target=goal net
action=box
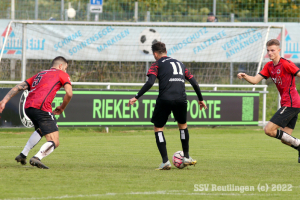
[0,21,283,84]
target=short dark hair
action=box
[151,42,166,54]
[266,39,280,47]
[51,56,68,67]
[208,12,214,16]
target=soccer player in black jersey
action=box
[128,42,207,170]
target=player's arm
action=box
[296,71,300,78]
[128,75,156,105]
[53,84,73,115]
[188,77,207,110]
[185,68,207,110]
[0,82,29,113]
[237,73,264,84]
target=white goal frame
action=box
[0,20,285,81]
[0,21,282,127]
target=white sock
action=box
[34,141,55,160]
[21,130,42,156]
[281,132,300,147]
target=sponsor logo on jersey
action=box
[169,78,184,82]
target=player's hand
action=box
[237,73,247,79]
[198,101,207,110]
[128,97,138,106]
[53,106,64,115]
[0,101,6,113]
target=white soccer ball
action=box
[172,151,185,169]
[139,28,161,54]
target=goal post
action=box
[0,20,285,127]
[0,20,284,83]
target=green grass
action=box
[1,126,300,199]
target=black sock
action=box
[291,145,298,150]
[180,128,190,158]
[276,130,284,140]
[155,131,168,163]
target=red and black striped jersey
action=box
[259,58,300,108]
[25,68,71,112]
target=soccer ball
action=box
[172,151,185,169]
[139,28,161,54]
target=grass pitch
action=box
[0,126,300,200]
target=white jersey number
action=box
[170,62,183,75]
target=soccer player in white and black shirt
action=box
[128,42,207,170]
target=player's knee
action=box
[263,126,276,137]
[177,123,187,129]
[263,126,271,136]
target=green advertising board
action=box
[0,89,259,127]
[54,90,259,127]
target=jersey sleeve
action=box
[25,76,34,86]
[135,75,156,99]
[25,76,35,90]
[258,63,270,79]
[147,62,158,77]
[185,68,193,80]
[283,61,300,76]
[59,72,72,86]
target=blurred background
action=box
[0,0,299,121]
[0,0,299,22]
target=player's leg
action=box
[154,126,168,163]
[174,101,190,158]
[15,129,43,165]
[177,123,196,166]
[178,123,189,158]
[279,127,294,146]
[266,122,300,147]
[33,131,59,161]
[264,107,300,162]
[29,110,59,169]
[265,107,300,145]
[151,99,171,170]
[279,115,300,162]
[173,100,196,166]
[280,114,298,147]
[265,122,300,147]
[15,108,43,165]
[21,129,43,155]
[154,126,171,170]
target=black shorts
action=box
[25,107,58,136]
[270,106,300,129]
[151,98,187,128]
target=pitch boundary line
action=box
[0,190,281,200]
[0,146,23,148]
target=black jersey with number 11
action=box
[147,56,193,101]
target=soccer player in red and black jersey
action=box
[128,42,207,170]
[238,39,300,162]
[0,56,73,169]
